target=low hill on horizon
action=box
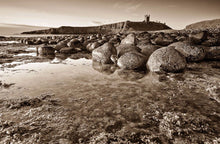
[22,21,171,34]
[185,19,220,30]
[0,23,50,35]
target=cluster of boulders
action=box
[92,30,220,73]
[18,29,220,73]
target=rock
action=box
[147,46,186,73]
[25,40,34,45]
[89,35,97,41]
[109,37,121,45]
[139,44,159,59]
[92,42,116,64]
[60,47,75,54]
[189,31,208,44]
[170,42,205,62]
[67,39,82,48]
[86,42,101,52]
[37,45,55,55]
[204,46,220,60]
[117,51,147,70]
[54,40,68,51]
[121,33,137,45]
[116,44,141,57]
[154,36,173,46]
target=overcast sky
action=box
[0,0,219,29]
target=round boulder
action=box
[60,47,75,54]
[116,44,141,57]
[117,51,147,70]
[147,46,186,73]
[92,42,116,64]
[170,42,205,62]
[121,33,137,45]
[67,39,82,48]
[37,45,55,55]
[139,44,159,59]
[54,40,68,51]
[86,42,101,52]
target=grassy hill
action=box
[185,19,220,30]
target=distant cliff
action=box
[185,19,220,30]
[22,21,171,34]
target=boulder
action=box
[116,44,141,57]
[204,46,220,60]
[117,51,147,70]
[54,40,68,51]
[121,33,137,45]
[60,47,75,54]
[170,42,205,62]
[92,42,116,64]
[37,45,55,55]
[67,39,82,48]
[189,31,208,44]
[147,46,186,73]
[154,36,174,46]
[86,42,101,52]
[139,44,159,59]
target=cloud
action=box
[113,0,142,13]
[91,21,104,26]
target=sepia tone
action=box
[0,0,220,143]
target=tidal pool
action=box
[0,57,219,143]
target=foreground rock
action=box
[116,44,141,57]
[117,52,147,70]
[204,46,220,60]
[147,46,186,73]
[37,45,55,55]
[92,42,116,64]
[170,42,206,62]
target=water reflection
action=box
[92,61,117,75]
[117,69,146,81]
[92,61,147,81]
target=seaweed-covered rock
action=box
[147,46,186,73]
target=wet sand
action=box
[0,42,220,143]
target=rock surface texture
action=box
[147,46,187,72]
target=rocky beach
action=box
[0,22,219,143]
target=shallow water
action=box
[0,56,219,143]
[0,41,19,44]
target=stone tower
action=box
[145,14,150,23]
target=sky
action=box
[0,0,219,29]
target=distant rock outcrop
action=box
[185,19,220,30]
[22,21,171,34]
